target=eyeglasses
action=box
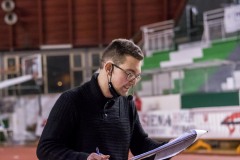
[112,64,141,81]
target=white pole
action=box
[0,75,33,89]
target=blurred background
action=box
[0,0,240,159]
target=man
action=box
[37,39,168,160]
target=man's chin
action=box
[119,91,128,96]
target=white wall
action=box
[141,94,181,112]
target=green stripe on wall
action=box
[181,91,239,108]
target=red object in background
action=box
[134,95,142,111]
[221,112,240,135]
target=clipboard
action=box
[131,129,207,160]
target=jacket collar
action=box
[89,73,112,107]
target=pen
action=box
[96,147,100,155]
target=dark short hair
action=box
[100,39,144,68]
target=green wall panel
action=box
[181,91,239,108]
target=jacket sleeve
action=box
[36,92,89,160]
[129,101,170,160]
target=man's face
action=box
[111,55,142,96]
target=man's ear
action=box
[105,62,113,75]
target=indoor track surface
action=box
[0,146,239,160]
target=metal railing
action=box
[141,20,175,57]
[202,6,240,44]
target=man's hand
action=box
[87,153,110,160]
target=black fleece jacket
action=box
[37,73,167,160]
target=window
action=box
[73,54,82,67]
[73,71,83,86]
[90,53,100,74]
[47,55,70,93]
[71,53,84,88]
[3,56,20,96]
